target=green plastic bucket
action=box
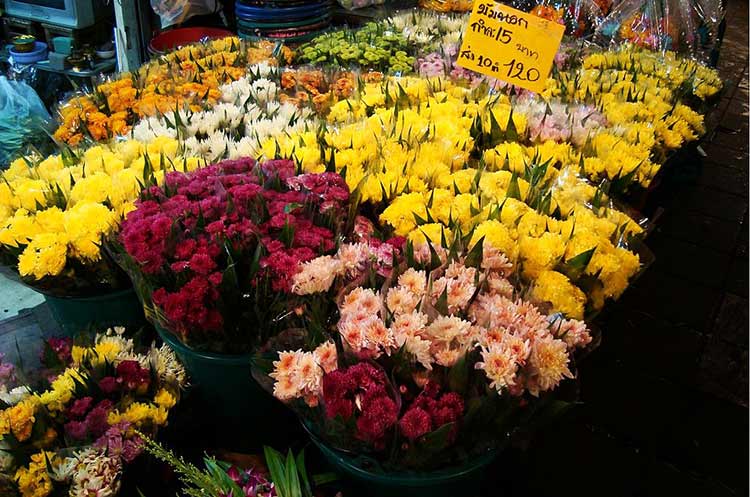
[44,287,146,336]
[155,325,297,449]
[307,426,497,497]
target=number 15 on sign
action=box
[456,2,565,93]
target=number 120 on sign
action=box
[469,53,541,83]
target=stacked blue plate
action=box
[236,0,332,43]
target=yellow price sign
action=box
[456,2,565,93]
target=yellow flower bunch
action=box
[14,451,54,497]
[261,74,647,317]
[107,401,170,427]
[37,368,87,413]
[0,397,38,442]
[262,77,480,203]
[53,38,290,145]
[581,45,723,101]
[0,137,203,285]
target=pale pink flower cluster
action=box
[481,245,513,276]
[390,311,432,369]
[291,242,398,296]
[514,96,608,146]
[270,342,338,407]
[431,262,477,314]
[422,316,478,367]
[551,316,593,350]
[291,256,344,295]
[469,290,590,396]
[413,243,448,266]
[338,288,394,359]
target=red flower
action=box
[120,158,346,347]
[356,394,398,443]
[189,252,216,275]
[322,363,398,444]
[116,360,151,391]
[399,407,433,440]
[67,396,94,419]
[98,376,119,394]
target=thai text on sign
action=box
[456,2,565,93]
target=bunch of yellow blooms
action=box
[260,75,646,318]
[1,327,186,497]
[0,137,203,288]
[53,38,292,146]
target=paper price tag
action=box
[456,2,565,93]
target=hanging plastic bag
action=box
[594,0,666,51]
[150,0,222,28]
[0,76,52,167]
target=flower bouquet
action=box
[53,38,292,146]
[115,156,351,425]
[0,327,186,497]
[255,234,591,496]
[0,138,202,334]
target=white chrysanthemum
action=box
[50,454,77,482]
[206,132,230,161]
[69,448,122,497]
[0,385,31,405]
[386,286,420,316]
[149,344,187,386]
[229,136,259,160]
[291,255,343,295]
[397,268,427,296]
[250,78,278,105]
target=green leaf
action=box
[419,422,455,452]
[280,220,296,248]
[505,108,519,142]
[434,285,449,315]
[295,450,313,497]
[560,247,595,280]
[506,173,522,201]
[264,447,289,497]
[285,450,302,497]
[464,236,484,269]
[284,202,303,214]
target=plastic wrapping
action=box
[150,0,223,28]
[0,76,52,166]
[509,0,606,37]
[594,0,724,57]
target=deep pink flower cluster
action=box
[120,157,349,345]
[95,360,152,395]
[65,397,114,441]
[95,422,144,463]
[322,363,399,445]
[351,216,406,277]
[44,337,73,364]
[398,382,465,441]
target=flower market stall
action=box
[0,0,734,495]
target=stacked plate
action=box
[236,0,333,43]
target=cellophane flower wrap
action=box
[0,327,186,497]
[256,230,592,471]
[117,157,350,354]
